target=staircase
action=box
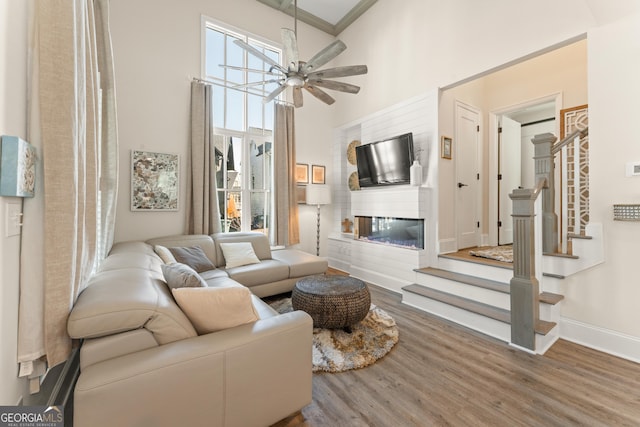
[401,127,604,354]
[402,258,563,354]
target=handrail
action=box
[532,177,548,196]
[551,126,589,155]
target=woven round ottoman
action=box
[292,275,371,330]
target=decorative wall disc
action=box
[348,171,360,191]
[347,140,360,165]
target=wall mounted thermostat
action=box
[626,161,640,177]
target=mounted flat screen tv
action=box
[356,133,415,187]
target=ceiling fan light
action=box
[285,75,305,87]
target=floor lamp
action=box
[306,184,331,256]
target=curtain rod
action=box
[190,76,293,107]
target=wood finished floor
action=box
[273,271,640,427]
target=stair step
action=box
[540,292,564,305]
[415,267,509,294]
[567,233,593,240]
[402,284,556,336]
[544,252,579,259]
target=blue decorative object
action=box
[0,135,36,197]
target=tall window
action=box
[203,18,281,235]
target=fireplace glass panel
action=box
[355,216,424,249]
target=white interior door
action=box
[456,104,480,249]
[498,116,521,245]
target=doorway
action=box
[490,97,558,246]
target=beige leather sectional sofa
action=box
[67,232,328,427]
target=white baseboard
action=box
[560,317,640,364]
[438,238,457,254]
[480,233,489,247]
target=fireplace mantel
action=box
[351,186,431,219]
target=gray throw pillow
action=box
[161,263,208,289]
[167,246,215,273]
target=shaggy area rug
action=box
[269,298,399,373]
[469,245,513,263]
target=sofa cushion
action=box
[225,259,290,287]
[271,249,328,278]
[219,242,261,268]
[161,263,208,289]
[154,245,177,264]
[167,246,216,272]
[212,232,272,263]
[68,268,197,344]
[171,287,259,334]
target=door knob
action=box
[457,182,468,188]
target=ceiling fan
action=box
[226,1,368,107]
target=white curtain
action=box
[273,102,300,245]
[186,81,222,234]
[18,0,119,380]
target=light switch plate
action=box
[5,202,22,237]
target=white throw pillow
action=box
[172,287,259,334]
[154,245,177,264]
[219,242,261,269]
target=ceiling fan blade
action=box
[220,64,281,75]
[233,39,288,74]
[262,84,287,104]
[231,79,282,89]
[301,40,347,74]
[293,87,303,108]
[304,85,335,105]
[307,65,368,80]
[281,28,299,71]
[311,80,360,94]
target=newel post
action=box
[509,188,540,351]
[532,133,558,254]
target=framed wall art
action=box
[295,163,309,184]
[0,135,36,197]
[441,136,452,160]
[312,164,325,184]
[131,150,179,211]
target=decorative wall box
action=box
[0,135,36,197]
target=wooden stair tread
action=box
[437,252,513,270]
[415,267,510,294]
[540,292,564,305]
[403,284,556,336]
[544,252,579,259]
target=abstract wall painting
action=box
[131,150,179,211]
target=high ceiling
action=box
[256,0,377,36]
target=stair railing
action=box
[509,178,545,351]
[531,127,589,254]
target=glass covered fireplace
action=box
[355,216,424,249]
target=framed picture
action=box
[131,150,179,211]
[0,135,36,197]
[312,164,326,184]
[441,136,452,160]
[295,163,309,184]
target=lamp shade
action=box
[306,184,331,206]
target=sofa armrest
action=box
[73,311,313,427]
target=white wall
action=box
[0,0,29,405]
[110,0,335,252]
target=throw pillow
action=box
[154,245,177,264]
[168,246,215,273]
[172,286,259,334]
[219,242,261,269]
[161,263,208,289]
